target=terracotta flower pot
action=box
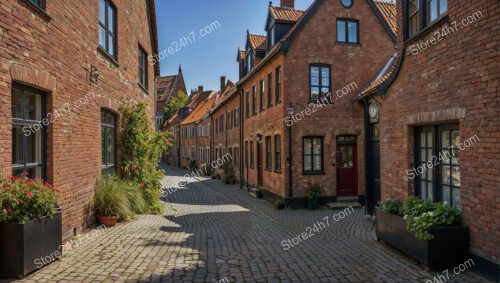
[97,216,118,227]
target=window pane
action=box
[107,112,115,125]
[311,67,319,85]
[108,35,114,56]
[409,0,419,14]
[313,139,321,154]
[442,185,450,205]
[313,155,322,171]
[12,125,24,166]
[304,156,312,171]
[102,128,106,164]
[12,87,23,119]
[321,87,330,95]
[427,131,433,148]
[452,166,460,187]
[27,166,42,179]
[420,180,427,198]
[99,26,107,49]
[427,185,433,202]
[107,5,114,32]
[441,131,450,148]
[26,129,42,164]
[98,0,106,23]
[442,165,451,185]
[428,0,438,22]
[304,139,311,154]
[337,21,346,42]
[347,22,358,43]
[452,187,460,208]
[452,149,460,165]
[420,131,426,147]
[26,91,42,121]
[439,0,447,15]
[310,87,319,101]
[107,127,115,166]
[451,130,460,147]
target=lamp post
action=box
[286,102,295,208]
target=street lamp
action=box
[286,103,295,208]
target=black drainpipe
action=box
[362,98,372,215]
[288,121,293,208]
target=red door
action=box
[337,144,358,196]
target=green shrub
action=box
[124,182,147,215]
[305,184,322,200]
[95,175,132,221]
[401,196,461,241]
[379,197,402,215]
[120,102,172,213]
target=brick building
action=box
[354,0,499,280]
[0,0,159,239]
[178,88,214,169]
[211,78,240,179]
[179,92,216,170]
[155,65,187,129]
[237,0,396,207]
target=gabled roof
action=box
[164,112,179,128]
[187,90,213,110]
[156,75,177,101]
[238,0,397,86]
[270,6,305,23]
[181,93,217,125]
[353,51,403,101]
[212,81,236,111]
[248,34,267,50]
[373,1,397,35]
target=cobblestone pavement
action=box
[16,165,490,283]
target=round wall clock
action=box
[369,102,379,119]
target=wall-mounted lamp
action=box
[90,65,99,83]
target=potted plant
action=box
[274,199,285,210]
[376,196,469,269]
[0,174,61,278]
[255,186,263,199]
[94,175,134,227]
[305,184,322,210]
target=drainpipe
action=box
[362,98,371,215]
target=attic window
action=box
[157,87,166,93]
[340,0,353,8]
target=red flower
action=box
[12,194,17,199]
[140,182,145,187]
[22,172,30,176]
[6,183,12,189]
[27,192,32,199]
[19,199,23,204]
[131,165,137,172]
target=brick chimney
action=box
[280,0,294,9]
[198,85,204,92]
[220,76,226,92]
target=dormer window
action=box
[270,26,276,46]
[246,50,253,73]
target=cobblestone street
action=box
[15,166,490,283]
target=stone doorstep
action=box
[326,202,362,209]
[336,196,359,203]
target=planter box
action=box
[0,212,62,278]
[375,208,469,269]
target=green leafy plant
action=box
[163,91,189,123]
[0,174,59,224]
[379,197,402,215]
[120,102,172,213]
[222,163,235,184]
[95,175,134,220]
[401,196,462,241]
[305,184,322,200]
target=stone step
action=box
[326,202,362,210]
[336,196,359,203]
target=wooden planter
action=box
[375,208,469,269]
[0,211,62,278]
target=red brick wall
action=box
[381,0,499,263]
[0,0,157,239]
[241,0,394,200]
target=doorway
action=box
[336,136,358,197]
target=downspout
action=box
[362,98,371,215]
[288,120,293,208]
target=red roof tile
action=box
[374,1,397,35]
[270,6,305,23]
[181,93,217,125]
[355,52,399,99]
[249,34,267,50]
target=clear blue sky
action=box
[155,0,314,92]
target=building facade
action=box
[355,0,499,280]
[0,0,159,239]
[237,0,396,207]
